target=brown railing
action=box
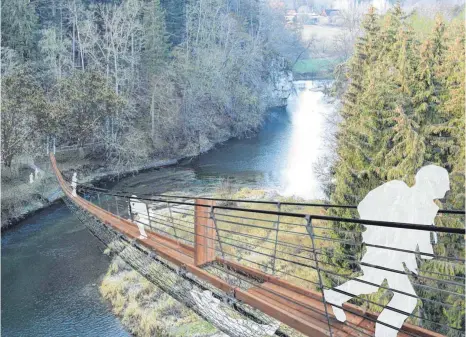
[51,154,465,337]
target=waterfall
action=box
[282,81,334,200]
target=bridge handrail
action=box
[71,182,465,215]
[74,184,466,234]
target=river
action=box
[107,80,334,200]
[1,80,335,336]
[1,203,130,337]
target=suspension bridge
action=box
[50,153,465,337]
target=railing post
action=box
[210,205,225,260]
[115,196,120,216]
[272,202,281,274]
[106,195,111,211]
[306,215,333,337]
[194,199,216,266]
[145,202,153,231]
[167,201,178,239]
[128,198,134,222]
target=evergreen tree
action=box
[416,21,465,334]
[325,7,384,275]
[49,71,124,148]
[160,0,186,45]
[1,68,47,167]
[142,0,170,73]
[327,8,465,333]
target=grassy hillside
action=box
[292,58,340,79]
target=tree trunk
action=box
[4,154,13,168]
[151,83,156,141]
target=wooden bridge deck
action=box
[51,154,444,337]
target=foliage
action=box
[1,0,38,59]
[1,67,47,167]
[325,5,465,333]
[48,71,125,149]
[1,0,301,169]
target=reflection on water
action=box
[109,80,334,200]
[283,81,333,199]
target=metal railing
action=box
[68,180,466,337]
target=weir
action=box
[50,154,465,337]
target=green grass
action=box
[292,58,338,76]
[100,260,217,337]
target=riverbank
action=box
[1,116,251,230]
[100,255,224,337]
[0,121,268,230]
[1,105,297,231]
[2,68,295,231]
[1,155,181,230]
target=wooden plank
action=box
[235,288,332,337]
[248,287,352,337]
[261,283,364,326]
[194,199,216,266]
[251,283,372,337]
[148,230,194,254]
[218,258,446,337]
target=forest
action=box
[323,5,465,335]
[2,0,465,334]
[1,0,302,169]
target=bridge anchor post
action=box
[194,199,216,266]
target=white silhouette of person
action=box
[129,195,148,239]
[71,172,78,197]
[324,165,450,337]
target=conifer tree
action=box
[1,0,39,59]
[325,7,384,274]
[326,10,465,333]
[416,21,465,333]
[422,16,448,165]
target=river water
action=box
[109,80,334,200]
[1,80,334,336]
[1,203,130,337]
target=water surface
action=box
[109,80,334,200]
[1,203,129,337]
